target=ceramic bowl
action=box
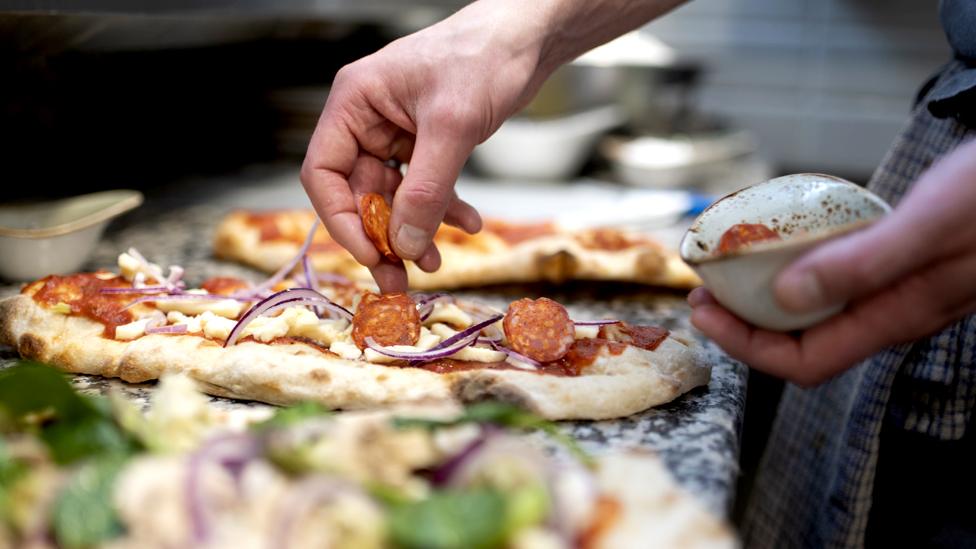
[0,190,143,281]
[470,105,624,181]
[679,173,891,331]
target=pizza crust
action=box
[0,295,709,420]
[213,211,701,291]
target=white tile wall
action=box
[644,0,951,179]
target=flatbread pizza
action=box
[0,228,709,420]
[213,202,700,291]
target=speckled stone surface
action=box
[0,196,747,518]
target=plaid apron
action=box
[741,60,976,548]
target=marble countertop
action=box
[0,167,747,517]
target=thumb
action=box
[773,206,936,312]
[389,126,475,260]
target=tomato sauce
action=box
[575,228,644,251]
[483,220,558,245]
[29,273,136,337]
[201,276,251,296]
[716,223,781,255]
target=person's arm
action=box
[301,0,686,292]
[688,138,976,386]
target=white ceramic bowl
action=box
[470,105,624,181]
[0,190,143,281]
[679,173,891,331]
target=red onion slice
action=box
[269,477,361,549]
[415,293,453,321]
[185,433,261,544]
[100,285,174,295]
[146,324,189,335]
[572,319,620,326]
[235,220,320,299]
[124,292,254,310]
[364,314,503,363]
[487,340,541,369]
[224,288,352,348]
[316,272,352,285]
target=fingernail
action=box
[778,271,824,311]
[395,224,429,258]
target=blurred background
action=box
[0,0,949,203]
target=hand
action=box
[301,1,554,292]
[689,138,976,386]
[301,0,687,292]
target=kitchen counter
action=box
[0,166,747,517]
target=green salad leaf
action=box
[388,488,509,549]
[51,457,126,549]
[0,440,27,525]
[0,361,141,465]
[393,402,592,465]
[252,401,332,432]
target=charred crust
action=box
[538,250,577,283]
[16,333,46,361]
[451,375,538,413]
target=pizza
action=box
[213,205,700,291]
[0,363,736,549]
[0,237,709,420]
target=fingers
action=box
[390,125,475,260]
[369,261,409,294]
[442,193,483,234]
[302,116,382,268]
[414,244,442,273]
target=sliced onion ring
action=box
[124,293,254,310]
[572,319,620,326]
[100,286,174,295]
[224,288,352,348]
[416,292,453,321]
[487,340,541,369]
[146,324,189,335]
[365,314,503,363]
[235,220,320,299]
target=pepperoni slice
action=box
[503,297,576,362]
[360,193,400,262]
[716,223,781,255]
[351,292,421,349]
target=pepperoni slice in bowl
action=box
[503,297,576,362]
[360,193,400,262]
[352,292,421,349]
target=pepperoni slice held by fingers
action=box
[352,292,421,349]
[360,193,400,262]
[503,297,576,362]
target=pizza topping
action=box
[200,277,251,296]
[117,249,185,290]
[598,322,669,351]
[225,288,353,347]
[364,315,504,363]
[30,273,136,336]
[575,228,646,251]
[351,292,421,349]
[503,298,576,363]
[238,220,321,299]
[716,222,781,255]
[115,317,160,340]
[360,193,400,262]
[423,301,472,328]
[153,291,248,319]
[483,219,558,245]
[330,340,364,360]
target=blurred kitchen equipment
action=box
[266,85,332,157]
[600,129,771,193]
[0,190,143,281]
[469,105,624,181]
[523,31,703,135]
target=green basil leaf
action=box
[51,457,126,549]
[388,489,508,549]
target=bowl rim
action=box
[0,190,144,239]
[679,173,892,266]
